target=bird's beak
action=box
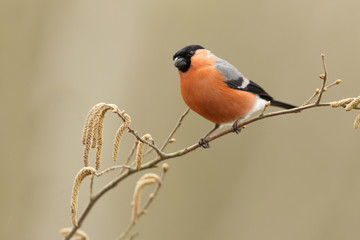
[174,57,187,69]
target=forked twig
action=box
[316,54,328,104]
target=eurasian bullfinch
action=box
[173,45,296,148]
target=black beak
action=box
[174,57,187,69]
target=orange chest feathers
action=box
[179,52,257,124]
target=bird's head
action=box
[173,45,205,72]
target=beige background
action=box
[1,0,360,239]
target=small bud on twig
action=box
[162,163,169,172]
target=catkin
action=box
[330,98,353,108]
[354,113,360,129]
[345,96,360,111]
[94,106,112,170]
[82,103,105,166]
[112,113,131,161]
[131,173,161,223]
[135,134,152,170]
[70,167,96,226]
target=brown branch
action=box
[64,53,356,239]
[109,106,165,158]
[65,98,356,240]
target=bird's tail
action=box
[270,99,297,109]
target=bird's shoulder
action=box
[214,55,273,101]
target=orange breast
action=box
[179,50,256,124]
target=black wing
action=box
[225,77,273,101]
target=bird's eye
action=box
[189,51,194,56]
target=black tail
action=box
[270,99,297,109]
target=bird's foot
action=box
[198,137,210,148]
[232,122,242,134]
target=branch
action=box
[64,54,360,240]
[65,101,340,240]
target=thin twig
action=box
[96,165,131,177]
[325,79,341,89]
[143,137,157,156]
[143,107,190,156]
[303,79,341,106]
[160,108,190,151]
[316,54,328,104]
[89,175,94,200]
[109,106,165,158]
[303,88,320,105]
[126,141,138,163]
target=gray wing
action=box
[214,55,273,101]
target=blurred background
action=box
[1,0,360,239]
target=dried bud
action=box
[162,163,169,172]
[169,138,176,143]
[336,79,341,84]
[315,88,320,93]
[319,74,325,79]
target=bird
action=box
[173,45,296,148]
